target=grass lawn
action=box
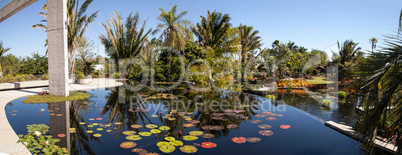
[23,92,90,103]
[306,76,334,85]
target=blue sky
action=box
[0,0,401,58]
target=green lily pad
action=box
[168,118,176,121]
[150,129,161,134]
[105,124,111,127]
[183,135,198,141]
[123,131,136,135]
[180,145,198,153]
[159,126,170,131]
[106,130,112,132]
[88,125,94,128]
[159,145,175,153]
[96,128,103,131]
[79,122,85,125]
[93,134,102,137]
[169,140,184,146]
[151,115,158,117]
[138,132,152,136]
[126,135,142,141]
[146,124,158,129]
[86,130,93,133]
[189,131,203,136]
[165,137,175,141]
[157,141,170,147]
[92,123,99,126]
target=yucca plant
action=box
[99,11,151,72]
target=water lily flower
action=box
[45,141,49,145]
[34,131,41,136]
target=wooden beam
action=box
[0,0,38,23]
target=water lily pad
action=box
[138,132,152,136]
[202,134,215,139]
[183,123,194,128]
[246,137,261,143]
[89,118,95,121]
[106,130,112,132]
[280,125,291,129]
[201,142,217,148]
[258,130,274,136]
[11,114,17,116]
[49,113,55,116]
[131,124,143,129]
[115,122,123,125]
[188,120,200,124]
[159,145,175,153]
[231,137,246,144]
[86,130,93,133]
[105,124,111,127]
[165,137,175,141]
[57,134,66,138]
[69,128,76,131]
[189,131,203,136]
[159,126,170,130]
[250,120,263,124]
[69,130,76,133]
[180,145,197,153]
[151,115,158,117]
[211,117,223,120]
[96,118,102,120]
[56,114,63,117]
[157,141,170,147]
[131,148,147,154]
[150,129,161,134]
[96,128,103,131]
[169,140,184,146]
[276,114,283,117]
[258,124,272,129]
[93,123,99,126]
[93,134,102,137]
[88,125,94,128]
[168,118,176,121]
[123,131,136,135]
[120,141,137,149]
[79,122,85,125]
[227,124,238,129]
[146,124,158,129]
[126,135,142,141]
[266,117,277,121]
[183,135,198,141]
[255,114,266,117]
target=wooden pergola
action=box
[0,0,69,96]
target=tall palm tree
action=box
[399,9,402,36]
[238,24,262,81]
[154,5,191,81]
[369,37,378,53]
[192,11,231,52]
[67,0,99,79]
[32,0,99,78]
[0,41,11,78]
[337,40,361,65]
[99,11,151,71]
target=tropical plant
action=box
[337,40,361,65]
[75,36,95,75]
[154,5,191,81]
[238,24,262,80]
[355,34,401,154]
[0,41,11,78]
[99,11,151,72]
[369,37,378,53]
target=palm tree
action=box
[399,9,402,36]
[238,24,262,81]
[67,0,99,79]
[0,41,11,78]
[369,37,378,53]
[154,5,191,81]
[337,40,361,65]
[99,11,151,72]
[32,0,99,78]
[192,11,231,52]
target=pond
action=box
[6,87,366,155]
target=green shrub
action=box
[76,71,86,79]
[322,99,332,107]
[112,73,120,79]
[338,91,347,99]
[266,95,276,100]
[41,74,48,80]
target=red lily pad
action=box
[56,114,63,117]
[11,114,17,116]
[115,122,123,125]
[131,148,147,154]
[145,153,159,155]
[188,120,200,124]
[89,118,95,121]
[120,141,137,149]
[57,134,66,138]
[250,120,263,124]
[258,124,272,129]
[96,118,102,120]
[266,117,277,121]
[280,125,291,129]
[180,145,198,153]
[201,142,217,148]
[255,114,266,117]
[246,137,261,143]
[258,130,274,136]
[183,123,194,128]
[231,137,247,144]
